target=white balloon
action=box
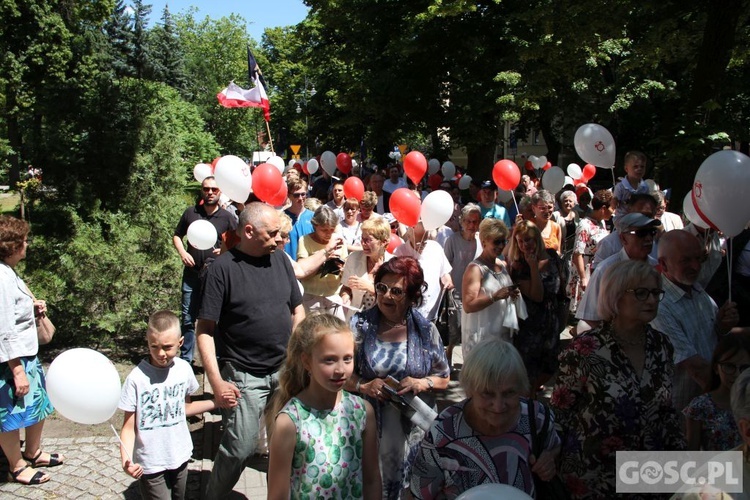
[193,163,213,183]
[288,159,297,169]
[187,219,218,250]
[645,179,659,193]
[268,155,285,174]
[567,163,583,180]
[497,189,513,203]
[307,158,319,175]
[351,159,358,168]
[564,176,574,187]
[420,190,453,231]
[574,123,616,168]
[531,155,547,170]
[692,150,750,237]
[214,155,252,203]
[458,175,472,190]
[682,192,709,229]
[428,158,440,175]
[441,161,456,179]
[321,151,337,176]
[46,349,121,425]
[456,483,533,500]
[541,166,565,194]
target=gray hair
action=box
[731,368,750,425]
[460,338,530,397]
[311,205,339,228]
[559,190,577,204]
[597,260,661,321]
[460,203,482,223]
[531,189,555,205]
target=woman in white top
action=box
[340,217,393,321]
[339,197,363,252]
[461,218,520,357]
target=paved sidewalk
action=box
[0,347,470,499]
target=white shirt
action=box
[383,177,407,193]
[0,263,38,363]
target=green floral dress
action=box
[280,391,368,499]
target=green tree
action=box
[149,5,187,91]
[102,0,135,79]
[131,0,152,80]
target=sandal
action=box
[8,465,50,485]
[22,450,64,468]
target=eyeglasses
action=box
[202,187,220,193]
[625,288,665,301]
[493,238,508,246]
[292,192,307,198]
[719,363,750,375]
[624,228,658,238]
[375,282,406,299]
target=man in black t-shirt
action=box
[172,176,237,363]
[196,202,304,499]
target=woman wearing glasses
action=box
[551,260,684,498]
[347,257,449,499]
[460,218,520,358]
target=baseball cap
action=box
[617,213,662,232]
[480,180,496,190]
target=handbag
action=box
[528,400,570,500]
[28,289,55,345]
[435,289,458,346]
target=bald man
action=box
[651,230,739,415]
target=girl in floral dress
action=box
[567,190,613,315]
[267,314,381,499]
[684,334,750,450]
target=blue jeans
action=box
[205,363,279,499]
[180,268,201,363]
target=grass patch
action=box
[0,191,19,215]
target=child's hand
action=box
[123,459,143,479]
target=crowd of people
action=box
[2,148,750,499]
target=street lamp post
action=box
[295,77,316,160]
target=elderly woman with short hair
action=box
[551,260,684,498]
[340,197,363,252]
[411,338,560,499]
[552,190,579,258]
[531,189,562,253]
[358,191,380,223]
[297,205,348,317]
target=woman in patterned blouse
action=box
[551,260,685,498]
[347,256,450,498]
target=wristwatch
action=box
[425,377,434,391]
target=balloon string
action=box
[111,423,133,463]
[511,190,520,216]
[728,237,733,303]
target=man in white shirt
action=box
[325,181,346,221]
[383,165,407,193]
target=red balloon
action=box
[525,160,534,171]
[252,163,284,203]
[492,160,521,191]
[582,163,596,182]
[428,174,443,191]
[576,185,591,199]
[302,162,310,175]
[389,188,421,227]
[404,151,427,185]
[343,177,365,201]
[336,153,353,174]
[574,178,587,186]
[267,181,288,206]
[543,162,552,171]
[386,233,402,253]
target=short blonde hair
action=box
[507,220,546,262]
[147,310,180,337]
[286,176,308,194]
[361,217,390,243]
[360,191,378,209]
[460,338,530,397]
[278,211,293,238]
[304,197,322,211]
[478,218,509,244]
[597,260,661,321]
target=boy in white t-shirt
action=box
[119,311,216,500]
[613,150,650,218]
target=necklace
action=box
[381,317,406,329]
[611,328,646,347]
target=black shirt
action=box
[174,205,237,270]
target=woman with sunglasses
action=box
[347,257,449,498]
[461,218,519,358]
[551,260,684,498]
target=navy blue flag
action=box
[247,46,267,89]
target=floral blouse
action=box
[683,393,742,451]
[550,324,685,499]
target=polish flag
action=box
[217,77,270,121]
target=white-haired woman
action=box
[551,260,684,498]
[411,338,560,499]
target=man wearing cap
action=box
[575,212,661,328]
[478,180,511,227]
[592,192,658,270]
[651,230,739,415]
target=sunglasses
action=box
[493,238,508,246]
[374,282,406,299]
[292,192,307,198]
[202,187,220,193]
[719,363,750,375]
[625,288,665,301]
[624,228,658,238]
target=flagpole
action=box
[265,120,275,153]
